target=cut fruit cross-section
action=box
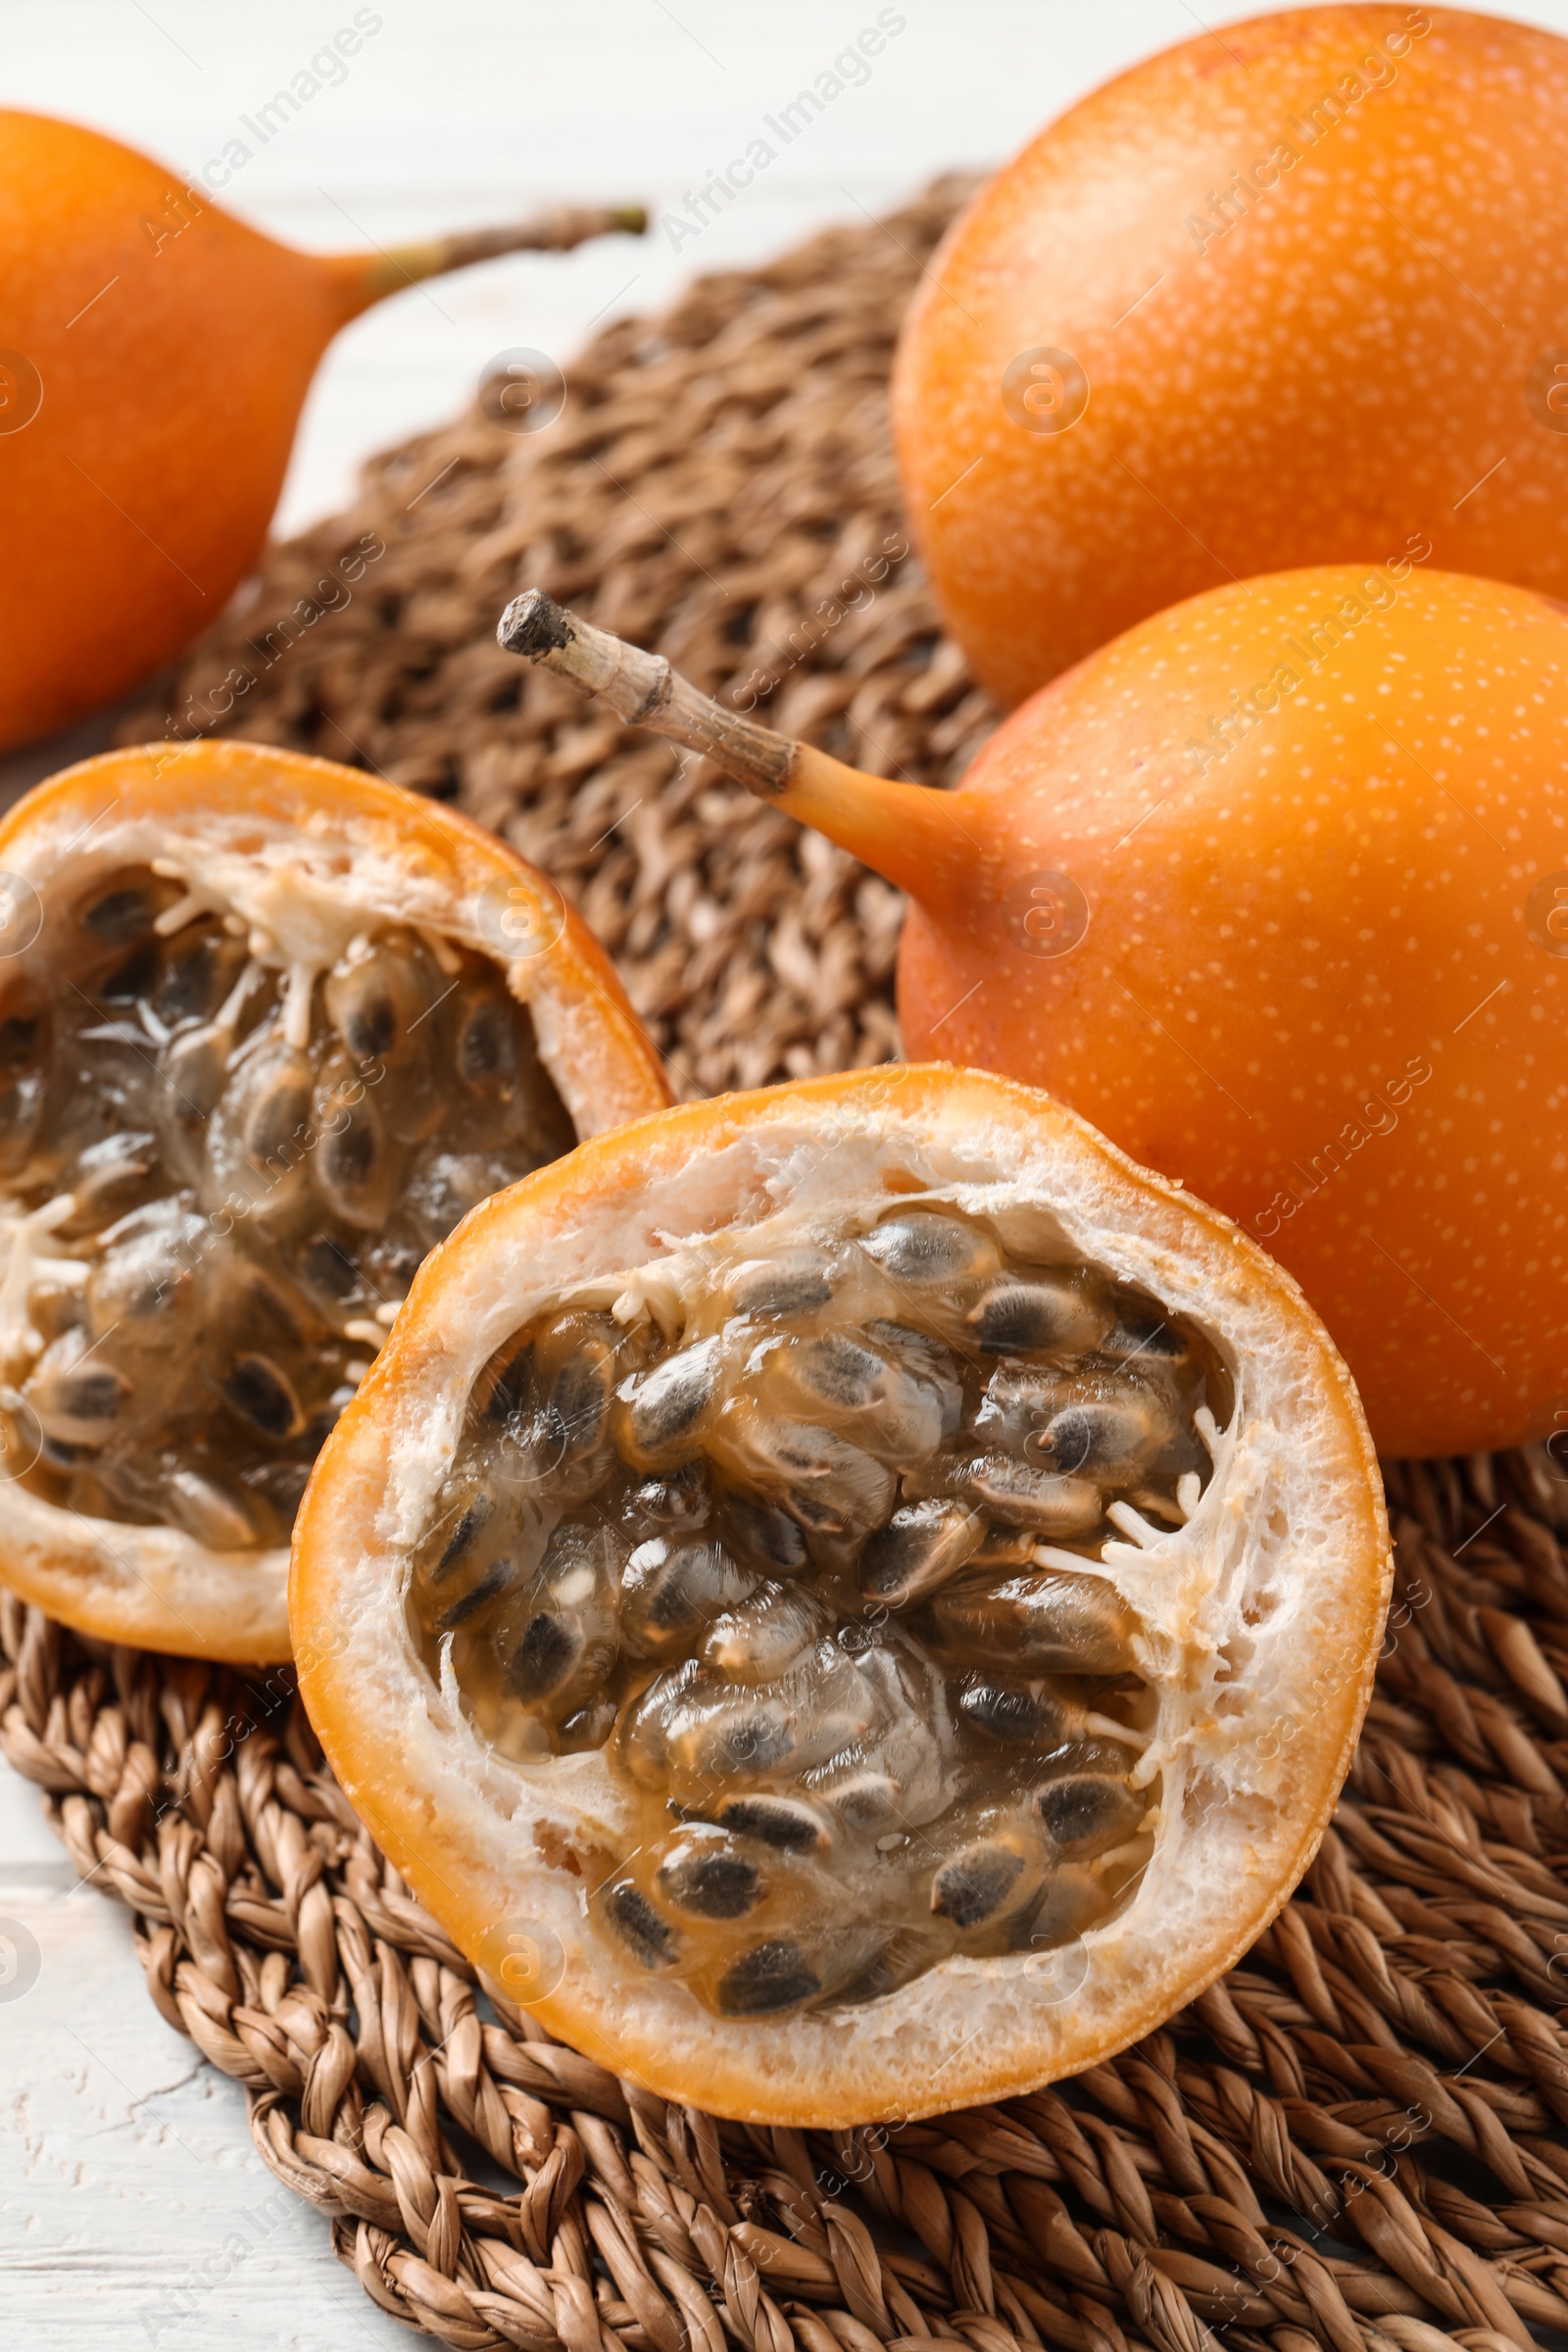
[0,738,668,1662]
[293,1064,1390,2125]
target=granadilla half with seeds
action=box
[0,739,667,1661]
[293,1064,1390,2123]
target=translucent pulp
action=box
[410,1204,1227,2018]
[0,864,575,1549]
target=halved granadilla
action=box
[293,1064,1389,2124]
[0,738,668,1661]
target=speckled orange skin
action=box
[0,112,381,749]
[893,7,1568,709]
[787,565,1568,1460]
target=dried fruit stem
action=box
[498,590,796,794]
[497,590,977,899]
[341,206,647,314]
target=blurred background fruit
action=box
[0,108,642,750]
[894,5,1568,706]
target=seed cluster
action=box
[0,864,574,1549]
[411,1207,1221,2017]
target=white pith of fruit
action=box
[296,1073,1391,2124]
[0,791,645,1663]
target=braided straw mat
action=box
[5,179,1568,2352]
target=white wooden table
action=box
[4,2,1567,2340]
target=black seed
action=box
[860,1211,991,1285]
[1031,1399,1163,1478]
[932,1840,1026,1928]
[242,1060,313,1168]
[299,1234,362,1299]
[929,1570,1135,1678]
[510,1611,582,1700]
[726,1254,833,1316]
[0,1011,41,1068]
[645,1552,719,1634]
[549,1349,612,1455]
[717,1939,820,2016]
[457,994,518,1086]
[791,1331,884,1408]
[61,1371,123,1423]
[1040,1406,1093,1473]
[957,1678,1069,1744]
[481,1342,532,1425]
[1104,1297,1188,1362]
[322,1115,378,1191]
[860,1499,981,1606]
[719,1492,807,1574]
[968,1279,1086,1353]
[662,1552,738,1627]
[83,885,154,941]
[621,1340,718,1456]
[605,1882,678,1969]
[712,1793,828,1851]
[1038,1774,1144,1856]
[153,930,222,1024]
[342,988,395,1058]
[222,1353,304,1440]
[658,1847,761,1920]
[438,1559,513,1630]
[622,1540,752,1658]
[437,1500,490,1574]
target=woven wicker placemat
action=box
[4,182,1568,2352]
